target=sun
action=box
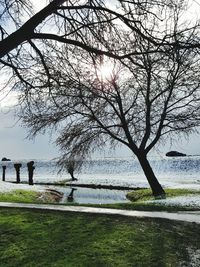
[97,62,114,82]
[99,64,113,80]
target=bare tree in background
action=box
[19,2,200,196]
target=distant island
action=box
[166,151,187,157]
[1,157,11,161]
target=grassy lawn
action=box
[126,188,200,202]
[0,208,200,267]
[0,189,61,204]
[0,190,40,203]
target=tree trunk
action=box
[137,153,165,197]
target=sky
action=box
[0,0,199,160]
[0,106,199,160]
[0,109,58,160]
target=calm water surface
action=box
[1,156,200,204]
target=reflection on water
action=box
[58,186,130,204]
[66,188,77,202]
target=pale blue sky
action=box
[0,110,58,160]
[0,108,199,160]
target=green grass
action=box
[0,189,63,204]
[0,190,40,203]
[0,208,199,267]
[126,188,200,202]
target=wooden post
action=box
[2,166,6,181]
[27,161,35,185]
[14,163,22,183]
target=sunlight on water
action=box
[1,156,200,203]
[1,156,200,187]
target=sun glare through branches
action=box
[97,61,115,82]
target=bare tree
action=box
[58,155,83,181]
[1,0,200,83]
[1,0,170,94]
[19,2,200,196]
[0,0,162,59]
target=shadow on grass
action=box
[0,208,199,267]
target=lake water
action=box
[1,156,200,204]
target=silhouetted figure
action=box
[67,188,77,202]
[14,163,22,183]
[2,165,6,181]
[27,161,35,185]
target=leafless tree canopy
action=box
[21,31,200,156]
[1,0,200,86]
[1,0,200,195]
